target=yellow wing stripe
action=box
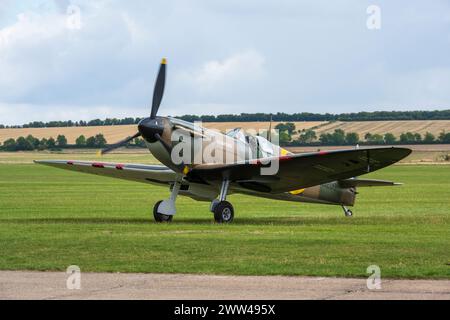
[289,188,305,195]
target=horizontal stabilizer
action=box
[339,178,402,188]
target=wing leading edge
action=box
[34,160,176,185]
[188,147,411,193]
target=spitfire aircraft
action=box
[36,59,412,223]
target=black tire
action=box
[345,210,353,217]
[213,201,234,223]
[153,200,173,222]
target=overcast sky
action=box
[0,0,449,125]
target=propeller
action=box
[99,132,141,155]
[151,58,166,119]
[99,58,167,155]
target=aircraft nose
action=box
[138,117,165,143]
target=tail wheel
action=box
[213,201,234,223]
[153,200,173,222]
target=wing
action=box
[188,147,411,193]
[34,160,176,186]
[339,178,401,188]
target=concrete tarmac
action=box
[0,271,449,300]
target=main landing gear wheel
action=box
[153,200,173,222]
[213,201,234,223]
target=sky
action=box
[0,0,449,125]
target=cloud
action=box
[0,1,449,125]
[187,50,265,89]
[175,50,266,103]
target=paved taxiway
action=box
[0,271,448,300]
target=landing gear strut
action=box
[211,179,234,223]
[342,205,353,217]
[153,180,181,222]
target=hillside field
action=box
[1,120,449,144]
[0,122,324,144]
[313,120,450,137]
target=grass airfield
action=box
[0,151,449,279]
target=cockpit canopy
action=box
[226,128,285,159]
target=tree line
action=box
[1,126,450,151]
[0,134,147,151]
[1,110,449,128]
[177,110,450,122]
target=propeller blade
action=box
[150,58,166,119]
[99,132,141,155]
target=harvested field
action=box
[0,121,325,144]
[312,120,450,137]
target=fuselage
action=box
[140,116,356,207]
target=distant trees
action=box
[1,136,43,151]
[1,127,450,152]
[12,117,142,129]
[26,135,40,149]
[399,132,421,144]
[2,110,450,129]
[38,138,48,150]
[0,133,112,151]
[2,138,18,151]
[47,137,56,149]
[319,129,346,145]
[278,131,292,144]
[345,132,359,145]
[93,134,106,148]
[75,135,86,147]
[297,129,317,144]
[134,137,147,147]
[438,131,450,143]
[384,133,397,144]
[275,122,296,135]
[275,122,296,143]
[364,133,384,145]
[423,132,435,144]
[56,135,68,148]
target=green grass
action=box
[0,162,449,279]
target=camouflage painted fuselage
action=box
[144,117,357,207]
